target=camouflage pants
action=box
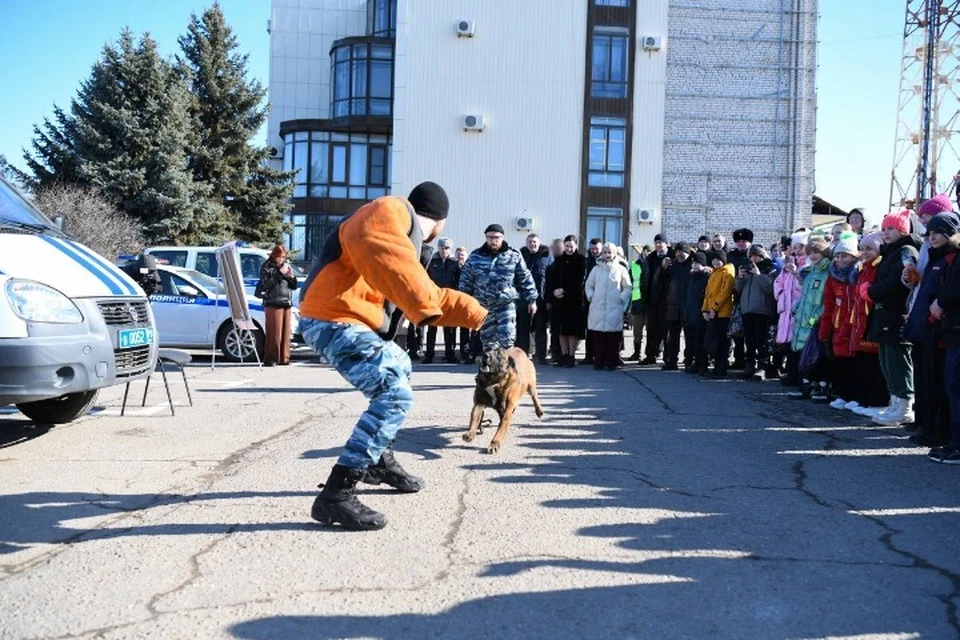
[299,318,413,469]
[479,302,517,351]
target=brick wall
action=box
[662,0,817,246]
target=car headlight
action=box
[5,280,83,323]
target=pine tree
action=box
[70,30,218,243]
[20,105,82,190]
[178,5,292,244]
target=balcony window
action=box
[331,41,394,118]
[283,130,392,202]
[367,0,396,37]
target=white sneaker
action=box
[871,398,898,422]
[874,397,910,425]
[844,401,861,411]
[855,406,880,417]
[830,398,848,410]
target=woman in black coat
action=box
[257,244,299,366]
[866,213,921,424]
[546,234,586,367]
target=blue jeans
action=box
[300,318,413,469]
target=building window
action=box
[367,0,396,37]
[331,41,394,118]
[283,131,391,201]
[588,117,626,188]
[591,27,629,98]
[586,207,623,245]
[595,0,630,5]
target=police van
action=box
[0,176,158,423]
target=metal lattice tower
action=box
[890,0,960,209]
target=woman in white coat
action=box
[585,242,632,370]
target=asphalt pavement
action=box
[1,342,959,639]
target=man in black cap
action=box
[642,232,673,365]
[662,242,693,370]
[727,228,754,369]
[459,223,538,351]
[298,182,487,531]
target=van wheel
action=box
[216,322,264,362]
[16,390,99,424]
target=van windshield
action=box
[0,176,54,231]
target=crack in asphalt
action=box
[622,371,676,414]
[146,526,239,616]
[1,409,327,580]
[435,470,470,583]
[780,408,960,636]
[837,497,960,636]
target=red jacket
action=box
[818,274,855,358]
[851,257,881,355]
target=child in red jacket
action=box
[819,233,860,408]
[847,233,891,416]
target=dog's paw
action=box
[487,441,501,454]
[535,408,544,418]
[462,433,475,443]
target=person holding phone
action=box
[257,244,299,366]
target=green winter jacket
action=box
[790,257,831,352]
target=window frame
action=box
[590,27,629,98]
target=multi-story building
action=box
[267,0,817,261]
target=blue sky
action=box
[0,1,907,226]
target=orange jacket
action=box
[300,196,486,333]
[702,264,736,318]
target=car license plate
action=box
[118,328,153,349]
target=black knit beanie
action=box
[408,181,449,220]
[484,223,505,235]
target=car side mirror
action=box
[178,285,201,298]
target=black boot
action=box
[311,465,387,531]
[361,448,424,493]
[741,360,756,380]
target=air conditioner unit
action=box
[637,208,657,224]
[269,146,282,159]
[642,35,663,51]
[457,20,476,37]
[515,216,535,231]
[462,114,485,131]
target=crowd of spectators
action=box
[406,200,960,465]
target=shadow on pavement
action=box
[0,490,319,555]
[244,369,960,638]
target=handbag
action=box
[727,305,744,338]
[798,324,821,377]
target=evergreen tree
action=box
[20,105,82,190]
[70,30,217,243]
[178,5,292,243]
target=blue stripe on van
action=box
[60,238,138,295]
[41,236,123,295]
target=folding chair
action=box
[121,348,193,416]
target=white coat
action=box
[585,259,631,332]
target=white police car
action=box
[143,245,306,306]
[150,265,299,362]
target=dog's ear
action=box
[508,356,516,369]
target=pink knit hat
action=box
[881,210,911,234]
[860,232,883,252]
[918,193,954,218]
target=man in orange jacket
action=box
[299,182,487,531]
